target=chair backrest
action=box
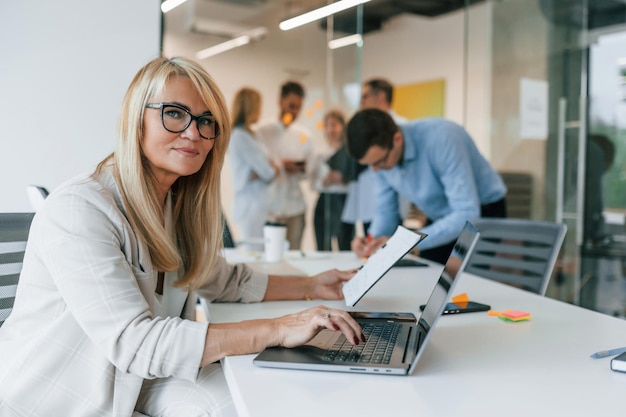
[465,218,567,295]
[0,213,35,326]
[26,185,49,212]
[498,172,533,219]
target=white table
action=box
[210,251,626,417]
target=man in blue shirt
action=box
[346,109,507,264]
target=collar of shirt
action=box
[398,125,418,167]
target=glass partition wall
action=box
[164,0,626,315]
[480,0,626,314]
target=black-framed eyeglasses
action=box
[145,102,220,140]
[372,146,392,169]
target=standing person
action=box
[347,109,507,264]
[360,77,408,123]
[256,81,313,250]
[0,57,363,417]
[228,87,278,252]
[312,109,352,251]
[342,78,412,240]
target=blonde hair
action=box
[323,109,346,128]
[97,56,231,290]
[231,87,261,131]
[324,109,346,144]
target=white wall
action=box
[0,0,162,212]
[361,6,492,155]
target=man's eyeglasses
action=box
[372,146,392,169]
[360,91,374,101]
[145,102,220,140]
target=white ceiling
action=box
[164,0,324,42]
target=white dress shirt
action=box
[228,126,276,246]
[255,120,314,218]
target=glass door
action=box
[479,0,588,303]
[483,0,626,312]
[579,27,626,315]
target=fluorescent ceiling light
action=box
[196,36,250,60]
[279,0,371,31]
[161,0,188,13]
[196,27,267,60]
[328,34,362,49]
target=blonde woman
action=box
[0,57,362,417]
[228,87,278,251]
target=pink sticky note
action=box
[501,310,530,319]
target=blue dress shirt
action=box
[369,118,506,250]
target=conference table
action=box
[209,250,626,417]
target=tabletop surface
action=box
[209,250,626,417]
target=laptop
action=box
[253,221,480,375]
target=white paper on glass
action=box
[520,78,549,140]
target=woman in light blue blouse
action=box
[228,88,279,251]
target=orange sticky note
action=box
[451,293,469,308]
[451,293,469,304]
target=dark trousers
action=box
[314,193,353,251]
[420,198,507,264]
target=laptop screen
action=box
[408,221,480,373]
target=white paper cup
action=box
[263,223,287,262]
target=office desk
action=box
[210,252,626,417]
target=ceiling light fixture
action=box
[161,0,188,13]
[279,0,371,31]
[328,34,362,49]
[196,36,250,60]
[196,27,267,60]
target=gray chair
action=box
[0,213,35,326]
[466,218,567,295]
[26,185,49,212]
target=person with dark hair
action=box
[0,57,362,416]
[360,78,408,123]
[346,109,507,264]
[228,87,279,252]
[342,78,412,240]
[256,80,313,250]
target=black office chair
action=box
[466,218,567,295]
[0,213,35,326]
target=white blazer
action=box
[0,167,268,416]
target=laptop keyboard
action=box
[322,321,402,364]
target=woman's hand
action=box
[309,268,358,300]
[274,306,364,348]
[202,306,363,365]
[322,170,343,187]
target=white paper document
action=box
[343,226,426,306]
